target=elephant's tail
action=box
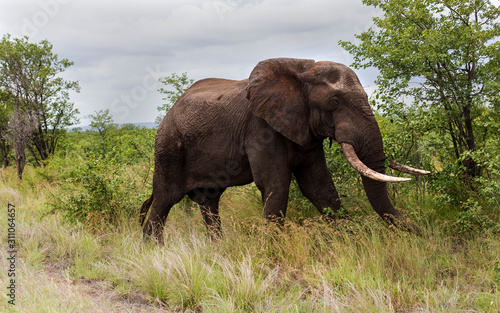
[139,194,154,226]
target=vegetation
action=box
[0,34,80,179]
[86,109,117,158]
[339,0,500,181]
[156,72,194,124]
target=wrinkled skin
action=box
[141,58,421,241]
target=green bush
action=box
[49,155,148,231]
[448,199,495,237]
[427,148,500,236]
[109,127,155,165]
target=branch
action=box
[443,2,470,26]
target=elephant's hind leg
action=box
[144,194,185,241]
[143,170,186,242]
[188,188,225,239]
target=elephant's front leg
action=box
[260,175,292,223]
[247,138,292,223]
[257,173,292,223]
[293,147,342,218]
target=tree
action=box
[339,0,500,181]
[0,90,12,167]
[156,72,194,124]
[4,111,37,179]
[87,109,116,158]
[0,34,80,170]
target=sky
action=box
[0,0,380,126]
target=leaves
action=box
[0,34,80,174]
[156,72,194,124]
[49,155,147,231]
[340,0,500,180]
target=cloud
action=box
[0,0,378,125]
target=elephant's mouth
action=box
[340,143,430,182]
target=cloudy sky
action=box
[0,0,379,126]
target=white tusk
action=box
[389,160,431,175]
[340,143,411,183]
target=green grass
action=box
[1,166,500,312]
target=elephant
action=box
[140,58,430,241]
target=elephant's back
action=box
[175,78,249,110]
[163,78,249,131]
[156,77,251,155]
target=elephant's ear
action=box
[246,58,315,146]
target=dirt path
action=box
[9,259,174,313]
[46,262,170,313]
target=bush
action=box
[447,199,495,237]
[49,155,148,231]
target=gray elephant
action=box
[140,58,429,241]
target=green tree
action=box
[156,72,194,124]
[339,0,500,181]
[0,90,12,167]
[0,34,80,171]
[87,109,116,158]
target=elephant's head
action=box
[247,58,429,228]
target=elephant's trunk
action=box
[361,175,402,223]
[362,175,422,234]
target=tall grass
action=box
[1,165,500,312]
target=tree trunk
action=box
[1,137,9,168]
[462,101,481,180]
[31,127,49,165]
[15,153,25,180]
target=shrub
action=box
[49,155,148,231]
[448,199,495,237]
